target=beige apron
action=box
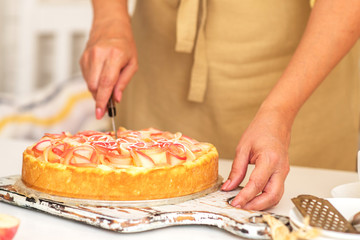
[118,0,360,171]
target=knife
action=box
[107,94,118,139]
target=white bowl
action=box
[331,182,360,198]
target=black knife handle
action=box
[107,96,116,117]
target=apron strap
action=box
[176,0,208,103]
[175,0,200,52]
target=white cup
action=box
[331,151,360,198]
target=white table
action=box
[0,138,358,240]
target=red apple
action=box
[0,214,20,240]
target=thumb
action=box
[221,146,250,191]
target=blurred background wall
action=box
[0,0,135,140]
[0,0,91,95]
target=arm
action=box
[221,0,360,210]
[80,0,138,119]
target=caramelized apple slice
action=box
[47,143,69,163]
[119,142,131,155]
[131,150,155,168]
[137,145,167,165]
[64,145,98,167]
[106,156,132,166]
[180,135,199,144]
[167,152,186,166]
[44,132,69,140]
[105,149,132,166]
[184,146,196,161]
[32,139,51,157]
[167,143,187,165]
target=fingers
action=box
[230,153,289,210]
[113,57,138,102]
[241,172,285,210]
[95,50,128,119]
[221,146,250,191]
[230,154,273,208]
[79,38,138,119]
[80,47,104,99]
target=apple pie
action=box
[21,128,218,200]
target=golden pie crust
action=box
[21,129,219,200]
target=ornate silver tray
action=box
[0,175,289,239]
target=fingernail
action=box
[115,91,122,102]
[221,179,231,190]
[96,107,103,119]
[231,199,241,208]
[230,198,241,207]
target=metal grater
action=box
[292,194,357,233]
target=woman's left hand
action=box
[221,107,291,210]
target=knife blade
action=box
[107,95,118,139]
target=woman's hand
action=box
[221,107,291,210]
[80,0,138,119]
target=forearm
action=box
[260,0,360,127]
[91,0,130,23]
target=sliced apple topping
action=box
[62,137,84,147]
[106,155,132,166]
[131,150,155,168]
[44,131,70,140]
[118,142,131,155]
[167,143,186,159]
[64,145,98,167]
[33,128,209,169]
[47,143,69,163]
[32,139,51,157]
[180,134,199,144]
[137,146,167,166]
